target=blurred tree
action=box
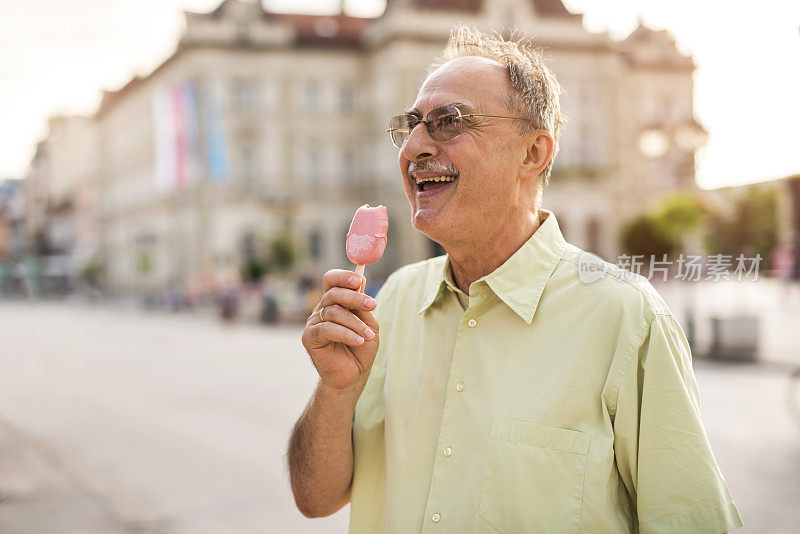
[621,192,706,257]
[652,192,705,244]
[241,255,267,283]
[240,232,301,282]
[621,214,675,257]
[705,185,778,262]
[267,233,300,273]
[80,259,104,288]
[136,251,153,275]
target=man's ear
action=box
[521,130,554,181]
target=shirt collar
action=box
[417,209,567,324]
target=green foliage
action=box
[705,186,778,261]
[268,233,299,273]
[621,192,706,257]
[80,259,104,285]
[241,256,267,283]
[652,192,705,243]
[135,251,153,275]
[239,232,301,282]
[621,214,676,257]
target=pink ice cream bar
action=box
[347,204,388,265]
[346,204,388,293]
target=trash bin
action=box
[710,315,759,361]
[261,295,279,324]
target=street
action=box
[0,302,348,534]
[0,301,798,533]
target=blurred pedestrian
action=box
[217,268,240,322]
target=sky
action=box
[1,0,798,189]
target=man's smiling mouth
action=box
[413,174,458,192]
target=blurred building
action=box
[0,179,27,294]
[0,180,23,257]
[20,116,99,294]
[21,0,706,294]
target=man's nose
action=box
[402,122,439,161]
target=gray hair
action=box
[428,25,566,187]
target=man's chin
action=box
[412,210,447,241]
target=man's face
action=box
[399,56,530,248]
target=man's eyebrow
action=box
[404,103,476,116]
[453,102,476,113]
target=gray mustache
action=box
[409,161,459,176]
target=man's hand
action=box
[302,269,380,392]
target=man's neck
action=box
[447,210,542,295]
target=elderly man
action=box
[288,27,742,534]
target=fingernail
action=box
[349,276,360,288]
[364,327,375,340]
[354,334,365,344]
[364,297,377,309]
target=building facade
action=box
[24,0,706,293]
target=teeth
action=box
[414,175,457,184]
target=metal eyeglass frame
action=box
[386,104,532,148]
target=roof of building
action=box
[95,1,685,119]
[617,23,694,70]
[209,0,265,18]
[386,0,579,18]
[271,13,371,48]
[188,0,580,50]
[97,76,146,117]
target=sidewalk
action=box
[0,416,132,534]
[0,301,350,534]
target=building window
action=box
[231,78,261,111]
[304,81,320,112]
[660,95,672,120]
[261,136,282,185]
[309,230,323,261]
[307,146,322,186]
[240,145,259,184]
[241,231,257,269]
[342,148,357,185]
[579,125,598,167]
[237,22,249,42]
[340,83,356,113]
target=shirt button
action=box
[431,513,441,523]
[467,318,477,328]
[443,447,452,457]
[455,381,464,392]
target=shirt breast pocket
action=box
[478,417,590,534]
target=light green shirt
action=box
[351,210,742,534]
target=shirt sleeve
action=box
[613,312,743,534]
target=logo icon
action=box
[578,251,606,284]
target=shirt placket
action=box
[422,285,487,531]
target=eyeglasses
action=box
[386,104,531,148]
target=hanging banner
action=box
[205,78,230,183]
[172,85,187,189]
[153,87,176,191]
[183,82,201,187]
[152,81,204,190]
